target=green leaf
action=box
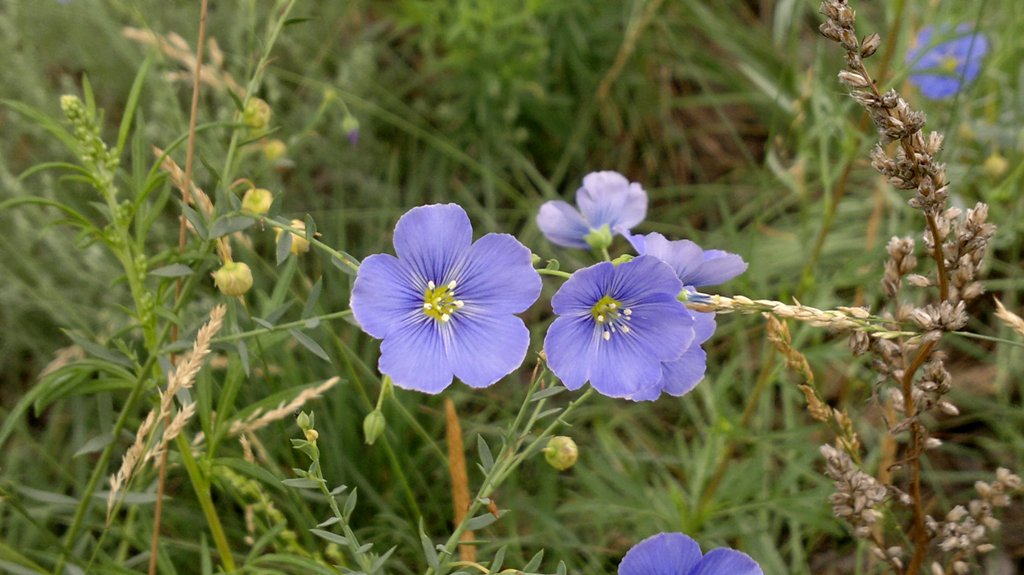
[419,521,439,571]
[522,550,544,572]
[63,331,133,368]
[1,99,78,152]
[463,511,501,531]
[530,386,566,402]
[73,433,115,458]
[309,529,349,546]
[289,329,330,362]
[317,516,340,528]
[117,57,152,155]
[302,277,323,319]
[487,546,506,574]
[276,229,292,265]
[342,488,358,518]
[330,252,361,275]
[208,214,256,238]
[477,435,494,472]
[281,478,323,489]
[180,202,208,240]
[149,263,194,278]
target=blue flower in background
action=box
[350,204,541,393]
[543,255,694,398]
[907,25,988,100]
[536,171,647,250]
[625,232,747,400]
[619,532,763,575]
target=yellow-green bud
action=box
[241,187,274,215]
[296,410,313,431]
[984,152,1009,180]
[275,219,311,255]
[544,436,578,471]
[263,138,287,162]
[243,97,272,133]
[304,428,319,443]
[584,224,613,252]
[212,261,253,297]
[342,115,360,146]
[363,410,386,445]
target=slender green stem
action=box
[538,268,571,279]
[263,217,361,273]
[174,433,237,571]
[208,309,352,345]
[426,386,595,575]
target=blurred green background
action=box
[1,0,1023,573]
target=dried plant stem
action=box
[152,1,209,572]
[902,338,937,575]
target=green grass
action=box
[1,0,1023,573]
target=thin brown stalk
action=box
[901,338,937,575]
[152,3,209,572]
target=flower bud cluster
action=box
[60,95,119,177]
[925,469,1022,574]
[820,444,888,538]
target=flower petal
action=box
[350,253,422,339]
[544,315,600,391]
[577,171,647,231]
[550,261,617,316]
[657,344,707,398]
[690,250,748,287]
[378,318,454,394]
[690,548,764,575]
[393,204,473,282]
[455,233,541,314]
[588,329,673,397]
[537,201,591,249]
[618,533,702,575]
[447,312,532,388]
[693,311,717,345]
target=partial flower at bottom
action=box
[543,255,693,398]
[350,204,541,393]
[618,532,763,575]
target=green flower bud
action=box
[611,253,635,266]
[342,115,360,146]
[363,409,386,445]
[304,428,319,443]
[243,97,272,133]
[212,261,253,297]
[584,224,613,252]
[241,187,274,215]
[544,435,578,471]
[296,410,313,431]
[275,219,311,255]
[263,138,287,162]
[984,152,1009,180]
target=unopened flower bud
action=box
[275,219,311,255]
[241,187,274,215]
[342,115,360,146]
[296,410,313,431]
[212,261,253,297]
[263,138,287,162]
[983,152,1009,179]
[544,435,578,471]
[243,97,272,133]
[584,224,613,252]
[363,409,386,445]
[304,428,319,442]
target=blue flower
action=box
[536,171,647,250]
[619,532,763,575]
[907,25,988,100]
[624,232,747,401]
[350,204,541,393]
[543,255,694,398]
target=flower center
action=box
[590,294,632,341]
[422,280,464,323]
[940,55,960,74]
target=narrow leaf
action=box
[209,214,255,238]
[289,329,330,362]
[309,529,350,546]
[477,435,494,472]
[276,230,292,265]
[149,263,194,278]
[464,512,501,531]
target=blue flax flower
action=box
[536,171,647,250]
[625,232,747,400]
[350,204,541,393]
[619,532,763,575]
[543,255,694,398]
[907,25,988,100]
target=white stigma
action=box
[455,300,465,308]
[602,331,611,341]
[427,280,436,289]
[447,280,457,290]
[423,303,433,310]
[441,313,451,322]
